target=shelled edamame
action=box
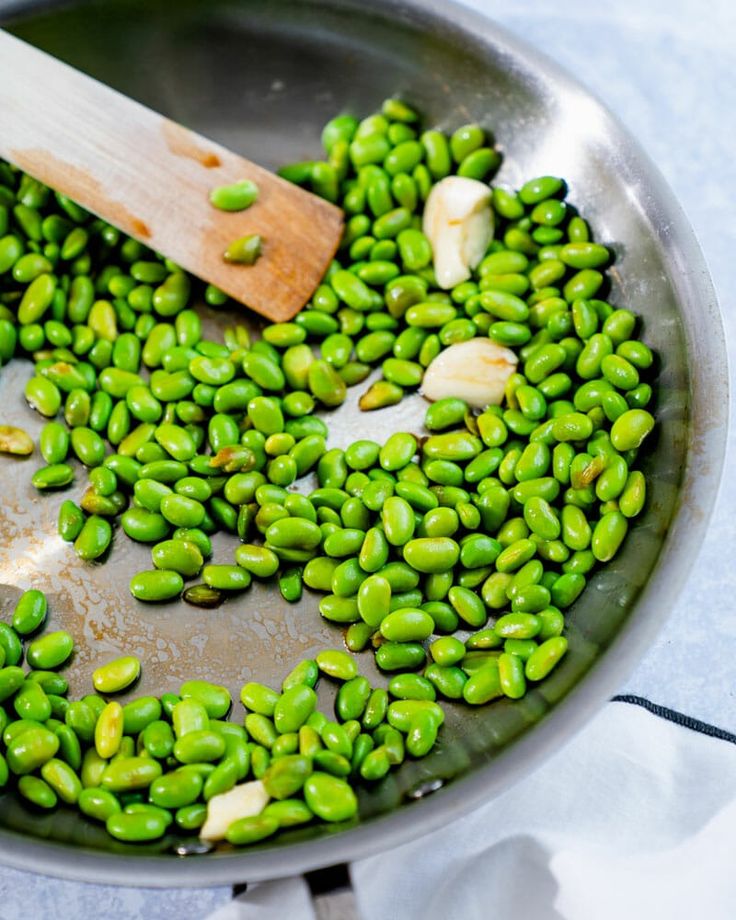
[0,588,441,843]
[0,96,656,844]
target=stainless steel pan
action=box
[0,0,727,887]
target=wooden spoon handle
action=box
[0,30,343,322]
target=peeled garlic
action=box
[422,338,518,409]
[422,175,494,289]
[200,780,269,841]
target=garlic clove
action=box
[422,176,494,289]
[422,338,518,409]
[200,780,270,841]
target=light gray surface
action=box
[0,0,733,914]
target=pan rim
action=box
[0,0,728,887]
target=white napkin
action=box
[218,700,736,920]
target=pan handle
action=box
[305,864,360,920]
[214,865,360,920]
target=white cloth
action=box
[220,701,736,920]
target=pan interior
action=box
[0,0,694,872]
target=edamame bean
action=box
[26,631,74,670]
[152,539,203,576]
[106,810,168,842]
[92,656,141,694]
[316,650,357,681]
[525,637,568,680]
[74,515,112,560]
[12,589,47,636]
[210,179,259,212]
[130,570,183,601]
[79,787,122,822]
[303,772,358,822]
[6,727,59,774]
[95,701,124,758]
[274,685,317,733]
[462,661,502,704]
[610,409,655,451]
[380,608,434,642]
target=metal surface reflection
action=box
[0,0,726,887]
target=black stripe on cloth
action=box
[612,694,736,746]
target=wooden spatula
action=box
[0,30,344,323]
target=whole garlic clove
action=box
[422,176,494,289]
[422,338,518,409]
[200,780,270,841]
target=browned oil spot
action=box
[9,148,154,243]
[162,120,222,169]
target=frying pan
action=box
[0,0,727,888]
